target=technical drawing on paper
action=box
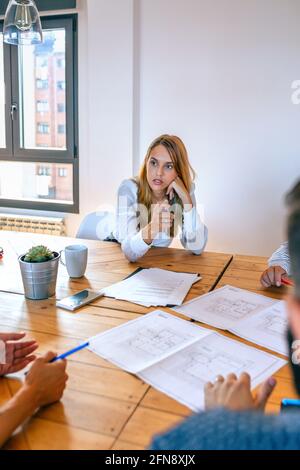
[156,337,254,384]
[256,313,287,338]
[206,296,263,321]
[184,350,253,383]
[127,328,190,356]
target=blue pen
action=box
[50,341,90,363]
[281,398,300,406]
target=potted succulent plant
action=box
[19,245,60,300]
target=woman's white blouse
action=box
[113,179,208,262]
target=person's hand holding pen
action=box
[23,351,68,409]
[260,266,290,288]
[0,351,68,447]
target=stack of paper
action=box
[174,285,289,356]
[103,268,201,307]
[88,311,286,411]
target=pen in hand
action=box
[50,342,90,363]
[281,278,294,287]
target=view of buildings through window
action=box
[21,29,67,151]
[0,161,73,203]
[0,28,73,204]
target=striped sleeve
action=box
[268,242,291,275]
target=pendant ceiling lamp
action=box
[3,0,43,46]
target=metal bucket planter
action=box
[19,252,60,300]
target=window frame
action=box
[0,22,13,158]
[0,14,79,214]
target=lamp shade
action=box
[3,0,43,46]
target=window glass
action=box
[18,29,67,151]
[0,161,73,204]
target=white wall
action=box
[2,0,300,257]
[137,0,300,256]
[71,0,300,256]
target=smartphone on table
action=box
[56,289,104,311]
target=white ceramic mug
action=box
[60,245,88,278]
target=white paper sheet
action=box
[139,332,286,411]
[174,285,275,329]
[88,311,286,410]
[231,300,289,356]
[0,340,6,364]
[174,285,288,355]
[104,268,201,307]
[88,310,208,373]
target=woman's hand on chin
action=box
[166,177,193,208]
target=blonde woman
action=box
[113,135,208,262]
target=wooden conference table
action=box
[0,231,296,450]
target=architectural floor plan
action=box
[89,310,287,411]
[175,285,288,355]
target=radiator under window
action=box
[0,214,65,236]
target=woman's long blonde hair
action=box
[137,134,195,210]
[136,135,196,232]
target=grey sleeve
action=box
[150,409,300,450]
